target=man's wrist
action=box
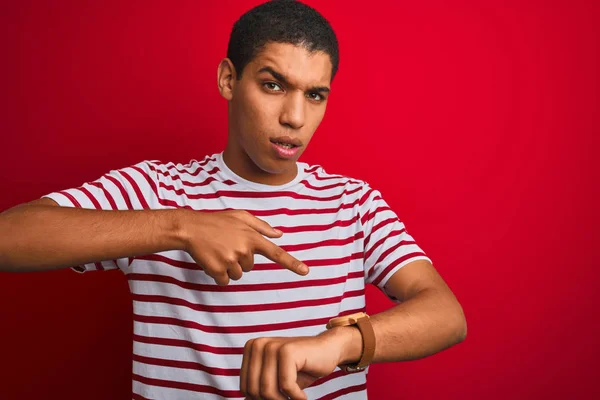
[321,325,363,366]
[170,208,192,251]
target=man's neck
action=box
[222,147,298,186]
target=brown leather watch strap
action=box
[326,312,376,371]
[354,315,376,370]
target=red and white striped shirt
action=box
[44,152,431,400]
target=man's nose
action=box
[279,92,305,130]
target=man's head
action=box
[218,0,339,184]
[227,0,339,82]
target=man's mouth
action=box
[272,141,297,149]
[270,136,302,158]
[269,136,302,149]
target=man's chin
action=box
[255,154,299,175]
[259,161,294,175]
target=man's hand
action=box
[240,329,353,400]
[182,210,309,285]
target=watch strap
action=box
[326,312,376,372]
[353,315,376,370]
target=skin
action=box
[216,42,467,400]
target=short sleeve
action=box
[42,160,161,273]
[359,185,432,301]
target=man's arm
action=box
[0,200,307,282]
[0,198,186,272]
[334,259,467,364]
[240,259,467,400]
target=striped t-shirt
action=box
[43,152,431,400]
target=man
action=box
[0,1,466,399]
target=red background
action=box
[1,0,598,398]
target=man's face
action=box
[225,42,332,176]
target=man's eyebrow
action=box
[258,66,330,93]
[258,66,289,85]
[308,86,330,94]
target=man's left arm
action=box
[333,258,467,366]
[240,259,466,400]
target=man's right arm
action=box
[0,199,308,284]
[0,198,186,272]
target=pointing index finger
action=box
[255,237,309,276]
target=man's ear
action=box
[217,58,236,101]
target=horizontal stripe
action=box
[133,334,244,355]
[133,307,364,334]
[155,184,362,202]
[131,361,363,394]
[127,271,364,293]
[244,200,360,216]
[318,383,367,400]
[134,254,199,270]
[134,298,365,335]
[274,215,359,234]
[134,188,364,215]
[131,277,366,311]
[299,179,349,191]
[132,288,364,313]
[253,252,363,271]
[157,198,362,216]
[132,373,243,398]
[311,172,361,185]
[136,243,365,269]
[310,369,362,389]
[283,232,363,252]
[133,353,239,376]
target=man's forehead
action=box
[250,42,332,86]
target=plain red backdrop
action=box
[1,0,598,399]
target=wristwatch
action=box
[326,312,376,372]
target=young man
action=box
[0,1,466,399]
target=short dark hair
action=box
[227,0,339,80]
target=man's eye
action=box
[264,82,282,91]
[307,92,323,101]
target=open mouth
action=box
[269,136,302,148]
[271,141,297,149]
[270,137,302,158]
